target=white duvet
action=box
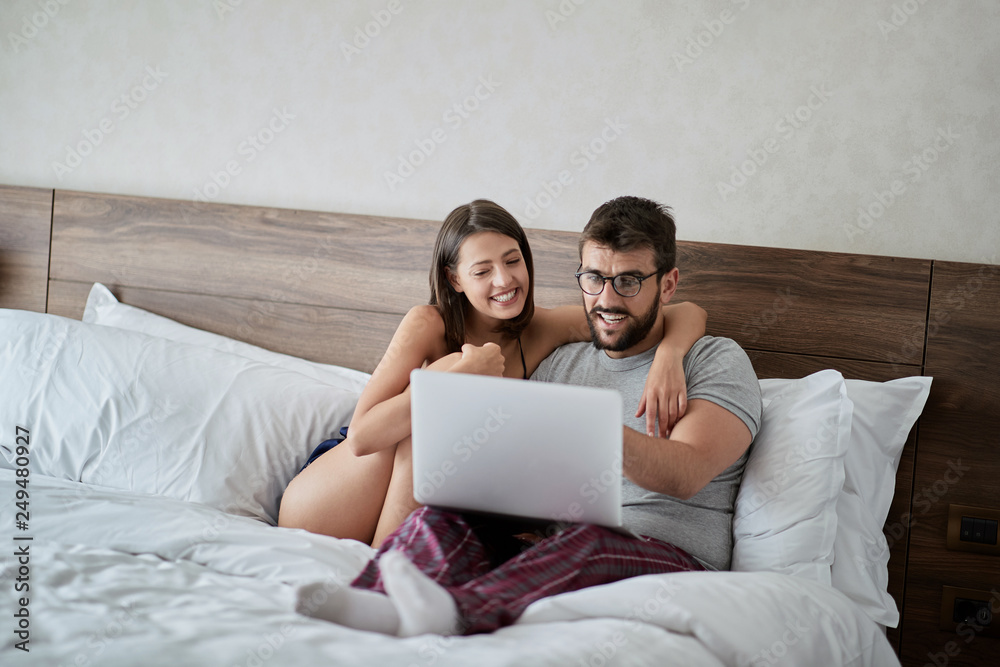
[0,471,898,666]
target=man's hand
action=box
[453,342,505,377]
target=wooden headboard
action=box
[2,184,997,665]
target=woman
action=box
[278,199,706,547]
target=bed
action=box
[2,185,998,666]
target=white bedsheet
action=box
[0,471,899,666]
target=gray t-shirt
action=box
[531,336,762,570]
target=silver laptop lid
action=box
[410,369,623,528]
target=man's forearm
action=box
[621,398,754,501]
[621,427,712,500]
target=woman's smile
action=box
[491,288,519,305]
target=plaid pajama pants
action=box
[351,506,705,634]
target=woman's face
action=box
[447,231,529,321]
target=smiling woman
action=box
[429,201,536,356]
[276,198,708,547]
[444,232,531,368]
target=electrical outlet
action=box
[946,504,1000,555]
[940,586,1000,638]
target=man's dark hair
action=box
[579,196,676,275]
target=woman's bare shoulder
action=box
[403,304,445,328]
[393,305,448,359]
[400,305,446,339]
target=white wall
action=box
[1,0,997,264]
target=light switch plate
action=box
[946,504,1000,555]
[940,586,999,638]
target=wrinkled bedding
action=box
[0,471,898,666]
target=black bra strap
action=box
[518,336,527,379]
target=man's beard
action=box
[587,296,661,352]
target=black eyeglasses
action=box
[575,269,659,297]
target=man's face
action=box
[580,242,676,358]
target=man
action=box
[297,196,762,636]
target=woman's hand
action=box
[453,342,506,377]
[636,349,688,438]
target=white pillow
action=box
[82,283,371,393]
[831,376,932,628]
[0,309,361,524]
[732,369,853,584]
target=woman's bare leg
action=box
[278,443,395,545]
[371,436,422,548]
[280,353,465,545]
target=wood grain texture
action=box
[51,189,437,313]
[51,191,931,365]
[524,233,932,365]
[0,184,52,312]
[746,350,922,382]
[677,243,931,365]
[900,261,1000,666]
[47,279,401,374]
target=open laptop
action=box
[409,369,623,528]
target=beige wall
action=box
[1,0,996,264]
